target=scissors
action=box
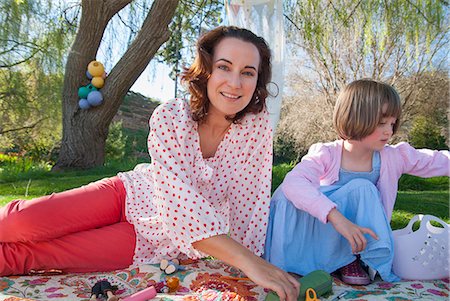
[306,288,320,301]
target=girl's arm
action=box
[395,142,450,176]
[281,143,338,223]
[192,235,300,301]
[327,208,378,254]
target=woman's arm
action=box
[192,235,300,301]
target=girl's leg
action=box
[0,176,127,243]
[0,221,136,276]
[329,179,400,282]
[265,180,390,277]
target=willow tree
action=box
[0,0,73,155]
[157,1,223,97]
[54,0,179,170]
[1,0,223,169]
[276,0,448,160]
[284,0,449,113]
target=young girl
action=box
[264,79,449,285]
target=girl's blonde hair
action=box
[333,79,402,140]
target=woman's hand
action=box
[327,208,378,254]
[192,235,299,301]
[240,253,300,301]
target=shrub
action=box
[274,95,337,164]
[273,131,301,164]
[0,153,51,182]
[123,128,150,160]
[105,121,127,161]
[408,116,448,150]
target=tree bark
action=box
[54,0,179,170]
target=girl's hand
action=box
[327,208,378,254]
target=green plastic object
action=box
[265,270,332,301]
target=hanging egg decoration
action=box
[78,60,107,110]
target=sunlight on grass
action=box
[1,162,448,234]
[0,175,116,197]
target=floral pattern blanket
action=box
[1,259,448,301]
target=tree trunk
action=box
[54,0,179,170]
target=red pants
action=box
[0,176,136,276]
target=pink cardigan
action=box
[281,140,450,223]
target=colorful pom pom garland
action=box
[79,60,107,110]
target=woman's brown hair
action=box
[333,79,402,140]
[180,26,272,123]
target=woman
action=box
[0,26,299,301]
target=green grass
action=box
[272,162,295,193]
[0,159,144,206]
[0,162,448,230]
[391,190,449,229]
[270,163,449,230]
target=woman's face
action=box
[206,37,260,120]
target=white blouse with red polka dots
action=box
[118,98,273,265]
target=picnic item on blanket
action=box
[154,276,180,293]
[160,258,185,275]
[393,214,449,280]
[265,270,332,301]
[330,290,350,301]
[305,288,319,301]
[121,285,157,301]
[165,276,180,292]
[90,280,118,301]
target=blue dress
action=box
[264,152,400,282]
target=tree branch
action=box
[0,118,48,135]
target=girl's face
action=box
[360,104,397,151]
[206,37,260,120]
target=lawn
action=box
[1,163,448,230]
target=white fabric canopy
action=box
[224,0,285,133]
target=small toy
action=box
[265,270,332,301]
[154,276,180,293]
[165,276,180,292]
[79,98,90,110]
[88,61,105,77]
[154,281,169,293]
[90,280,118,301]
[160,258,185,274]
[91,76,105,88]
[78,84,97,99]
[306,288,319,301]
[121,285,157,301]
[87,90,103,106]
[330,291,349,301]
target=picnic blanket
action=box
[1,259,448,301]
